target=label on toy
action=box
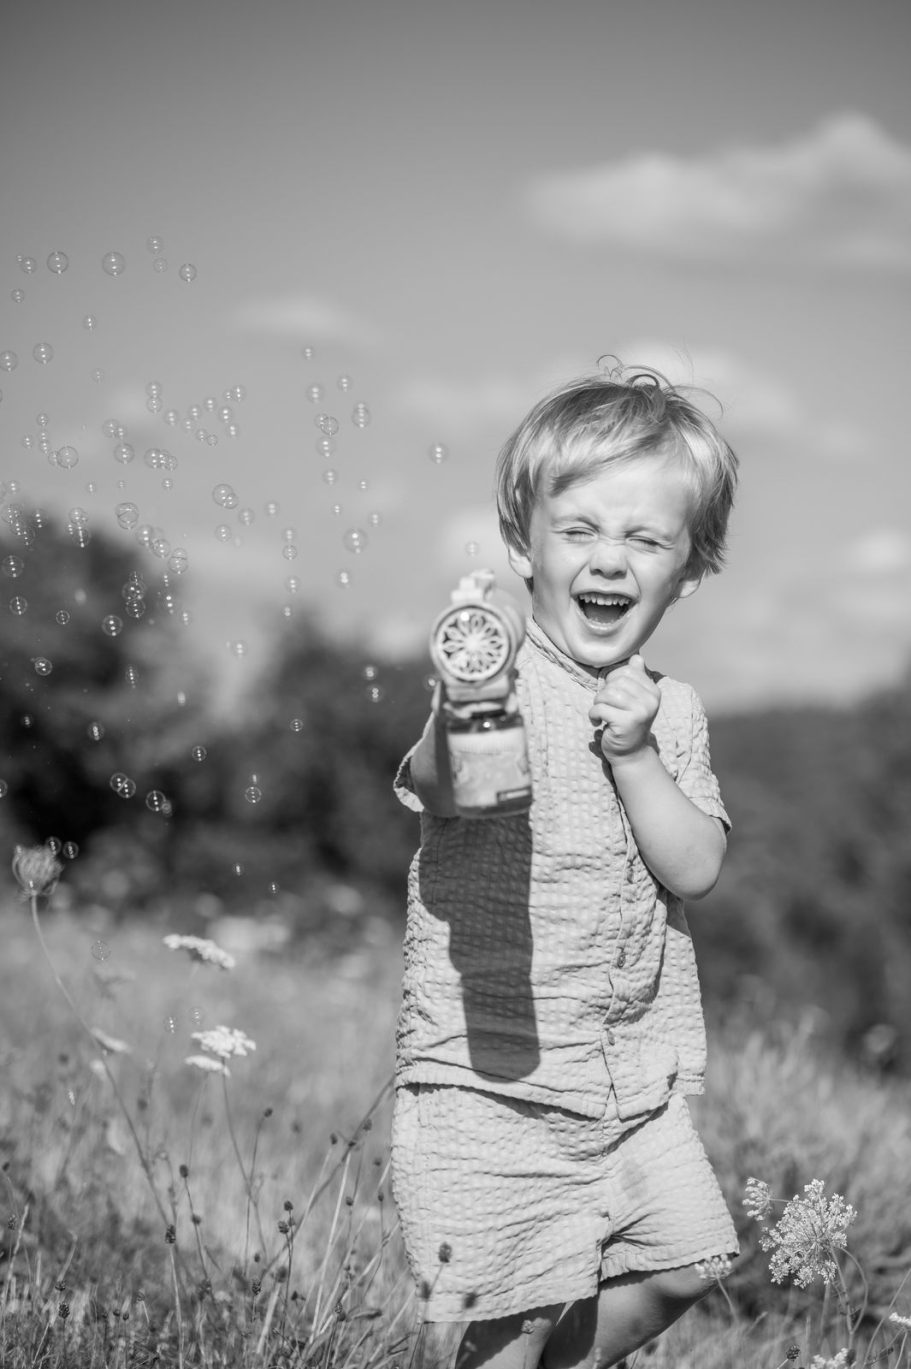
[447,724,532,817]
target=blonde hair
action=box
[495,365,738,578]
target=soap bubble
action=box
[83,314,97,331]
[237,507,255,526]
[281,545,298,560]
[87,722,104,741]
[316,436,335,458]
[47,251,69,274]
[56,610,71,625]
[146,235,164,254]
[322,468,338,486]
[316,414,339,436]
[102,615,123,637]
[365,685,384,703]
[352,402,371,428]
[112,442,134,465]
[213,484,238,508]
[168,549,189,574]
[0,781,6,798]
[306,384,324,403]
[330,503,342,516]
[18,255,37,274]
[244,784,263,804]
[336,570,352,588]
[282,526,297,542]
[91,940,110,962]
[32,343,54,364]
[163,408,180,426]
[302,346,314,360]
[68,507,88,527]
[0,352,18,372]
[228,640,248,657]
[343,528,368,554]
[337,374,352,391]
[225,422,240,438]
[9,597,28,615]
[33,657,53,676]
[191,745,207,762]
[290,717,305,732]
[2,556,24,578]
[367,511,382,527]
[285,576,301,592]
[429,443,448,464]
[203,396,217,413]
[144,447,176,471]
[91,369,105,383]
[264,500,279,516]
[110,773,136,798]
[102,251,126,276]
[145,790,169,814]
[178,263,197,283]
[124,665,139,688]
[55,446,79,469]
[11,289,24,304]
[226,384,246,402]
[214,524,233,543]
[465,541,480,556]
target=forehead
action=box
[540,454,696,526]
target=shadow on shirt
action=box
[418,814,540,1079]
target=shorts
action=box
[391,1083,738,1322]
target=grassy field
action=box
[2,883,910,1369]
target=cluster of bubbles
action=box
[108,773,173,814]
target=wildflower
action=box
[190,1025,256,1059]
[438,1242,453,1264]
[694,1253,733,1282]
[809,1351,851,1369]
[758,1179,856,1289]
[890,1312,911,1329]
[90,1026,131,1055]
[162,934,235,970]
[743,1176,773,1221]
[12,844,62,896]
[786,1346,801,1360]
[185,1054,230,1076]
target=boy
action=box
[392,367,739,1369]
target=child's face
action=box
[506,454,701,674]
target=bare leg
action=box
[454,1305,564,1369]
[542,1266,709,1369]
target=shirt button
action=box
[616,948,626,968]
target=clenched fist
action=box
[589,653,659,761]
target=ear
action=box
[674,570,703,602]
[506,542,533,580]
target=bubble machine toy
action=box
[429,569,532,818]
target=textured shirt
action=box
[394,617,729,1122]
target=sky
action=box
[2,0,910,714]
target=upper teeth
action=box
[578,593,629,605]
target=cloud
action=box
[233,294,381,346]
[525,114,911,270]
[390,354,596,434]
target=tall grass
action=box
[1,870,909,1368]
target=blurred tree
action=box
[0,506,210,867]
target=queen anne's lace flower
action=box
[809,1351,851,1369]
[743,1176,773,1221]
[12,844,63,896]
[694,1254,734,1282]
[162,934,235,970]
[759,1180,856,1289]
[190,1025,256,1060]
[890,1312,911,1330]
[185,1054,230,1076]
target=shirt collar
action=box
[523,616,607,692]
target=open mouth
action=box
[576,592,634,628]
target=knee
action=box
[648,1264,711,1308]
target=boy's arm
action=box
[590,655,726,899]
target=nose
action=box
[589,536,628,575]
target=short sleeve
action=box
[393,715,433,814]
[675,688,731,831]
